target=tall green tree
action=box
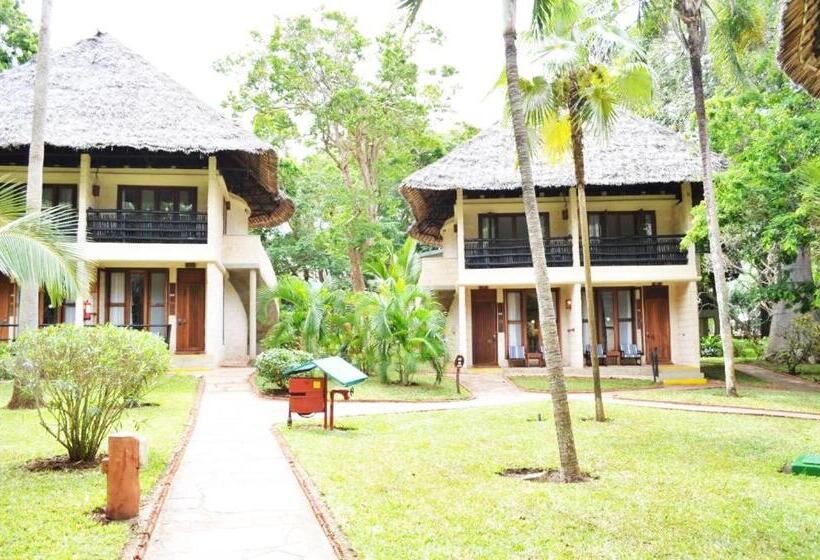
[515,0,653,422]
[0,0,37,70]
[638,0,765,397]
[219,12,450,291]
[401,0,584,482]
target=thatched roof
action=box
[0,33,292,227]
[778,0,820,98]
[401,114,720,245]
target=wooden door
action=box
[643,286,671,363]
[471,289,498,366]
[0,275,13,341]
[176,269,205,353]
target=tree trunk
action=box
[568,81,605,422]
[682,12,737,396]
[503,0,582,482]
[8,0,53,410]
[348,246,366,292]
[766,245,813,356]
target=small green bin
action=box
[791,454,820,476]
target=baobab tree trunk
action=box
[680,7,737,396]
[567,81,605,422]
[503,0,582,482]
[8,0,52,410]
[766,246,814,356]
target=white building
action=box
[400,118,720,380]
[0,34,292,368]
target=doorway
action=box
[471,289,498,366]
[643,286,671,363]
[176,269,206,353]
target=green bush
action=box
[11,324,170,462]
[700,335,723,357]
[0,344,12,380]
[255,347,314,393]
[733,337,766,360]
[774,315,820,375]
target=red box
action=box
[288,377,326,414]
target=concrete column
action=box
[457,285,467,363]
[496,288,505,366]
[568,283,584,368]
[568,187,580,268]
[207,156,222,256]
[456,189,465,275]
[168,267,177,351]
[248,269,257,358]
[77,153,90,243]
[205,263,224,363]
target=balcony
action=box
[87,209,207,244]
[587,235,688,266]
[465,237,573,269]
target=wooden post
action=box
[101,434,142,520]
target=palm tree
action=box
[400,0,584,482]
[2,182,86,409]
[259,275,336,354]
[512,0,654,421]
[637,0,765,397]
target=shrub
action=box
[700,335,723,357]
[774,315,820,375]
[255,347,314,393]
[0,344,12,380]
[11,324,169,462]
[732,338,766,360]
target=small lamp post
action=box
[454,355,465,394]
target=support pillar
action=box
[205,263,224,363]
[248,269,257,358]
[569,283,584,368]
[457,285,467,365]
[569,187,580,268]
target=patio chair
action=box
[525,351,544,367]
[509,345,525,364]
[619,343,642,366]
[583,344,608,367]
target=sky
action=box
[21,0,542,147]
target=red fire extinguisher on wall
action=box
[83,300,93,321]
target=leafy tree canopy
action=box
[0,0,36,70]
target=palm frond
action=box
[539,111,573,160]
[398,0,423,28]
[612,62,654,110]
[708,0,765,85]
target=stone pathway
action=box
[145,369,335,560]
[736,363,820,392]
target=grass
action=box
[616,387,820,414]
[0,375,199,560]
[701,359,773,387]
[753,361,820,383]
[256,372,469,401]
[281,401,820,559]
[509,375,656,392]
[701,358,820,385]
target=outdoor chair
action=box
[583,344,608,367]
[525,351,544,367]
[619,343,642,365]
[509,345,525,366]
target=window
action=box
[42,185,77,209]
[582,288,639,355]
[505,289,559,359]
[588,211,655,238]
[106,270,168,333]
[118,187,197,213]
[479,213,549,239]
[40,292,75,326]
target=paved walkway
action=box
[145,369,336,560]
[736,363,820,392]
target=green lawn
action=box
[0,375,199,559]
[701,359,773,387]
[509,375,656,392]
[701,358,820,386]
[257,372,469,401]
[280,401,820,559]
[616,387,820,414]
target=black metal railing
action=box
[586,235,688,266]
[87,209,207,244]
[464,237,573,269]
